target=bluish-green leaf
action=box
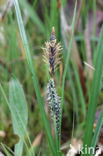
[9,78,28,156]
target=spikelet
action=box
[42,27,62,77]
[46,78,61,136]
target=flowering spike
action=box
[42,27,62,77]
[46,79,61,136]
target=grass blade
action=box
[72,62,86,118]
[60,0,77,141]
[19,0,45,35]
[50,0,57,32]
[90,109,103,155]
[50,0,60,40]
[62,39,79,123]
[82,26,103,155]
[0,83,31,156]
[68,67,79,123]
[1,143,11,156]
[9,78,28,156]
[13,0,57,155]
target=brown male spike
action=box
[42,27,62,77]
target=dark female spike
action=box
[46,79,61,136]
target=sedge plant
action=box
[42,27,62,154]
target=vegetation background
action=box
[0,0,103,155]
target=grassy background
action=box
[0,0,103,155]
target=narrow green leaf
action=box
[50,0,60,40]
[50,0,57,28]
[19,0,46,35]
[82,26,103,156]
[1,143,11,156]
[62,39,79,123]
[61,0,67,7]
[9,78,28,156]
[72,62,86,118]
[60,0,77,140]
[91,109,103,156]
[13,0,57,155]
[68,67,79,123]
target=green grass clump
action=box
[0,0,103,155]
